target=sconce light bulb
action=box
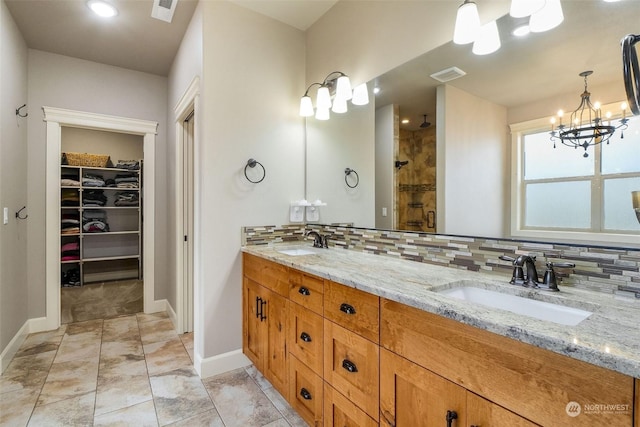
[594,101,601,110]
[335,75,353,101]
[331,97,348,114]
[530,0,564,33]
[453,0,480,45]
[299,96,314,117]
[351,83,370,106]
[472,20,501,55]
[316,86,332,110]
[550,117,556,124]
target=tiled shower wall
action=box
[241,224,640,299]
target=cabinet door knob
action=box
[298,286,310,296]
[300,387,312,400]
[446,410,458,427]
[339,303,356,315]
[341,359,358,373]
[300,332,312,342]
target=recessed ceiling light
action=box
[512,24,531,37]
[401,119,410,124]
[87,0,118,18]
[373,87,381,94]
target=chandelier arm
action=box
[322,71,347,85]
[303,82,323,97]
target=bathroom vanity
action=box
[242,244,640,426]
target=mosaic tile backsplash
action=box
[241,224,640,299]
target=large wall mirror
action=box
[306,0,640,245]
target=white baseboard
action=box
[166,300,178,331]
[146,298,167,315]
[0,319,32,373]
[197,349,251,379]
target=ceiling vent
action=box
[430,67,467,83]
[151,0,177,23]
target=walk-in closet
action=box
[60,127,144,323]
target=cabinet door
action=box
[243,277,263,366]
[264,288,288,400]
[380,348,466,427]
[324,383,378,427]
[467,392,539,427]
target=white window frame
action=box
[510,102,640,246]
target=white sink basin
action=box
[277,248,318,256]
[437,286,592,326]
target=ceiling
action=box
[374,0,640,130]
[4,0,335,76]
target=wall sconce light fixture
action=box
[300,71,369,120]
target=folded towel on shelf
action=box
[61,178,80,186]
[82,190,107,207]
[83,210,107,222]
[61,227,80,234]
[61,242,80,252]
[82,173,105,187]
[83,220,109,233]
[114,191,139,206]
[115,160,140,170]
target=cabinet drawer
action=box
[324,383,378,427]
[380,298,634,427]
[289,270,324,315]
[324,281,379,343]
[243,253,289,297]
[324,320,379,420]
[288,301,323,375]
[289,355,323,427]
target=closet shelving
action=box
[61,164,141,287]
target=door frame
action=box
[42,107,158,331]
[174,76,200,334]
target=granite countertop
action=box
[242,242,640,379]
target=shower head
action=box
[420,114,431,128]
[395,160,409,170]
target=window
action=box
[511,113,640,244]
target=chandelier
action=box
[550,71,629,158]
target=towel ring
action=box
[245,158,266,183]
[344,168,359,188]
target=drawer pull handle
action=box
[298,286,310,296]
[300,388,312,400]
[300,332,312,342]
[445,410,458,427]
[342,359,358,373]
[339,303,356,315]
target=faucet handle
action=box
[499,255,516,263]
[541,261,575,291]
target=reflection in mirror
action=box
[305,0,640,245]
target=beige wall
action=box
[305,1,509,87]
[375,104,395,230]
[437,85,508,237]
[198,1,305,359]
[0,0,28,358]
[61,127,143,162]
[27,50,169,317]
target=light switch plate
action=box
[3,207,8,225]
[290,205,304,222]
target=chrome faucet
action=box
[306,230,328,248]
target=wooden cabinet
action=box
[289,354,323,426]
[381,348,538,427]
[380,348,466,427]
[242,276,288,399]
[288,301,323,375]
[289,270,324,315]
[466,392,539,427]
[380,298,634,426]
[243,255,638,427]
[324,280,379,343]
[324,383,377,427]
[324,318,379,420]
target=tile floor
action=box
[0,312,306,427]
